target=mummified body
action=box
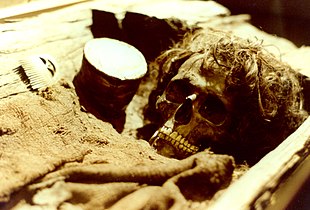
[142,29,308,164]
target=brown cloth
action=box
[0,85,234,210]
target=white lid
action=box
[84,38,147,80]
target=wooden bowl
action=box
[74,38,147,132]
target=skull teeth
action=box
[154,126,199,154]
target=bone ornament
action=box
[14,54,58,90]
[146,29,308,164]
[73,38,147,132]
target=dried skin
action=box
[143,29,309,164]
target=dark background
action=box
[215,0,310,47]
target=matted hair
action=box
[145,29,308,164]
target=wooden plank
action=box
[0,59,28,100]
[0,1,309,209]
[209,116,310,210]
[0,0,28,9]
[0,2,93,88]
[266,155,310,210]
[0,0,92,21]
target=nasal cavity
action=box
[174,99,192,125]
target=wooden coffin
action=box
[0,1,309,209]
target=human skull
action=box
[145,29,307,163]
[150,52,233,159]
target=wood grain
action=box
[209,116,310,210]
[0,0,92,21]
[0,1,309,209]
[0,2,93,95]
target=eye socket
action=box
[165,80,193,103]
[198,94,227,125]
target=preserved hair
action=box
[146,29,308,164]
